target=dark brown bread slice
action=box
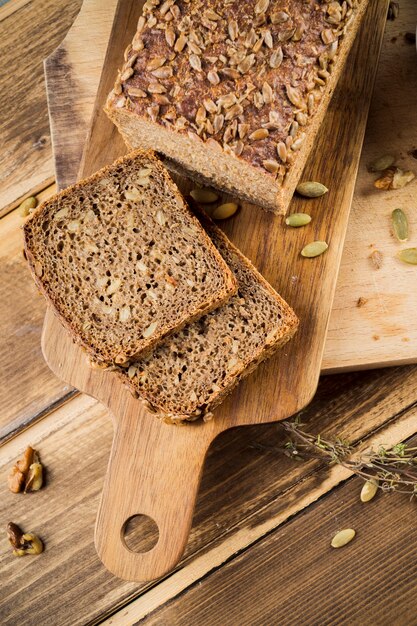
[118,219,299,421]
[23,150,237,365]
[105,0,369,213]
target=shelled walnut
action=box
[7,446,44,494]
[7,522,44,556]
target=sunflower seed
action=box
[146,57,166,71]
[165,27,176,47]
[207,70,220,85]
[263,159,280,173]
[296,181,328,198]
[222,67,241,80]
[121,67,134,81]
[225,103,243,120]
[174,33,187,52]
[301,241,328,258]
[277,142,287,163]
[147,82,166,93]
[264,29,273,49]
[262,81,274,104]
[190,188,219,203]
[128,87,147,98]
[189,54,202,71]
[271,11,289,24]
[285,213,312,227]
[392,208,408,242]
[153,94,170,105]
[367,154,395,172]
[321,28,336,44]
[331,529,356,548]
[286,85,304,109]
[238,123,249,139]
[398,248,417,265]
[203,98,217,114]
[195,106,206,125]
[151,66,173,79]
[269,47,283,68]
[228,20,238,41]
[255,0,269,15]
[249,128,269,141]
[360,479,378,503]
[213,114,225,133]
[392,168,415,189]
[212,202,239,220]
[291,134,306,151]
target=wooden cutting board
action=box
[44,0,417,373]
[41,1,388,582]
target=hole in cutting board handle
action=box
[122,514,159,553]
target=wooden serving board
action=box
[41,0,388,582]
[44,0,417,372]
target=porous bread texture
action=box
[106,0,369,214]
[23,150,237,365]
[118,219,299,422]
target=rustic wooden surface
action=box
[41,0,387,581]
[41,0,417,372]
[2,0,417,623]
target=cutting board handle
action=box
[94,401,214,581]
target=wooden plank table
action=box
[1,1,417,624]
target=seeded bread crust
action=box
[117,217,299,422]
[105,0,369,213]
[23,150,237,365]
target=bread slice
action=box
[23,150,237,365]
[118,218,299,422]
[105,0,369,214]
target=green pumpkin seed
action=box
[301,241,328,258]
[190,188,219,203]
[296,181,328,198]
[398,248,417,265]
[367,154,395,172]
[331,528,356,548]
[392,208,408,242]
[18,196,37,217]
[285,213,312,227]
[360,479,378,502]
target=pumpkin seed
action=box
[331,528,356,548]
[18,196,37,217]
[367,154,395,172]
[190,188,219,203]
[360,479,378,503]
[398,248,417,265]
[301,241,328,258]
[392,208,408,242]
[296,181,328,198]
[212,203,239,220]
[285,213,312,227]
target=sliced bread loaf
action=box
[23,150,237,365]
[105,0,369,213]
[118,218,299,421]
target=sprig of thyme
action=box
[253,418,417,498]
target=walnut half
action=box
[7,522,44,556]
[8,446,44,494]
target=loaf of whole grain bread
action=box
[118,217,299,421]
[105,0,369,214]
[23,150,237,365]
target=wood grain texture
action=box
[44,0,417,372]
[41,0,387,580]
[1,365,417,626]
[0,0,82,216]
[141,436,417,626]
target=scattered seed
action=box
[374,167,415,190]
[392,208,408,242]
[301,241,328,258]
[296,181,328,198]
[367,154,395,172]
[190,188,219,203]
[370,249,383,269]
[285,213,312,227]
[18,196,37,217]
[331,529,356,548]
[398,248,417,265]
[212,203,239,220]
[360,479,378,502]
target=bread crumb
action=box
[356,297,368,308]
